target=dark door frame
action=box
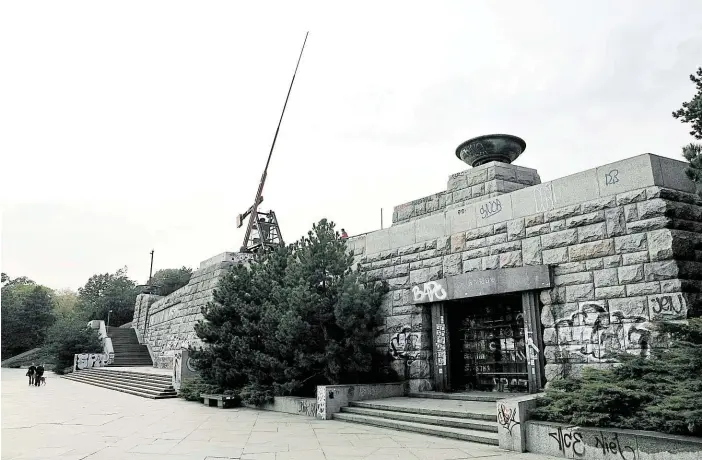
[429,290,546,394]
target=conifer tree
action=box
[192,219,391,405]
[673,67,702,197]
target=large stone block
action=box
[499,251,523,268]
[388,221,416,249]
[657,154,698,193]
[637,198,667,220]
[618,265,644,284]
[512,182,557,218]
[608,297,648,323]
[605,207,627,237]
[443,254,462,276]
[365,229,391,255]
[522,237,542,265]
[596,154,658,196]
[614,233,647,253]
[541,229,578,250]
[568,239,615,262]
[644,260,679,281]
[578,222,607,243]
[565,283,595,302]
[507,218,526,241]
[415,213,447,242]
[594,268,618,287]
[554,271,593,287]
[552,168,600,208]
[542,247,569,264]
[626,216,670,233]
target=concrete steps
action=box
[333,396,499,445]
[105,327,152,367]
[408,391,519,403]
[62,368,176,399]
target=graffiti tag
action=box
[479,199,502,219]
[412,281,447,303]
[549,426,585,457]
[497,404,520,435]
[650,294,685,315]
[604,169,620,186]
[594,431,636,460]
[534,183,555,212]
[297,400,318,418]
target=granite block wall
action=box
[347,153,702,391]
[132,252,252,368]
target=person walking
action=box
[26,363,36,386]
[34,364,44,387]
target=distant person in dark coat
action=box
[34,364,45,386]
[26,364,36,385]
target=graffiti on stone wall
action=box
[412,281,447,303]
[548,426,637,459]
[548,295,688,367]
[479,199,502,219]
[549,426,585,457]
[497,403,520,436]
[390,326,419,362]
[604,169,620,186]
[74,353,110,371]
[534,183,555,213]
[297,399,318,417]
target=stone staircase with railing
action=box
[333,392,517,445]
[106,326,153,367]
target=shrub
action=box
[532,318,702,436]
[44,315,102,374]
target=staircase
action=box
[106,327,153,367]
[333,393,505,445]
[62,368,177,399]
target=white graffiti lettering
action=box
[412,281,447,303]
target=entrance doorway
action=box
[447,293,529,393]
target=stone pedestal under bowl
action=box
[456,134,526,167]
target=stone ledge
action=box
[524,420,702,460]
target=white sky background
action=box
[1,1,701,291]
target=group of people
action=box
[26,363,45,386]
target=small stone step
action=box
[332,412,498,445]
[350,400,497,422]
[340,407,497,432]
[408,391,519,403]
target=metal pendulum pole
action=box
[148,249,154,286]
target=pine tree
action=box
[673,67,702,197]
[191,219,392,405]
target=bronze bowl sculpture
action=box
[455,134,526,167]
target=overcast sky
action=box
[1,1,701,291]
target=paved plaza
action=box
[1,369,560,460]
